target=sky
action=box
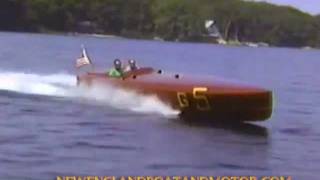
[253,0,320,15]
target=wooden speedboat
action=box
[75,47,272,122]
[77,67,273,122]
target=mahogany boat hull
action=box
[77,68,273,122]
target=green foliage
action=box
[1,0,320,47]
[151,0,207,40]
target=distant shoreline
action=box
[1,30,319,51]
[1,0,319,48]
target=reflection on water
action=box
[175,117,269,137]
[152,117,272,175]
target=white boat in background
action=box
[244,42,259,48]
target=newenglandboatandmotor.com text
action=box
[56,176,292,180]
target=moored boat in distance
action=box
[76,48,273,123]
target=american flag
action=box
[76,47,92,68]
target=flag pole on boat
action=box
[76,44,95,72]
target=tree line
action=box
[0,0,320,47]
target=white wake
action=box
[0,71,179,116]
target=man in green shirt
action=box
[108,59,124,78]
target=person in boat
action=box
[124,59,139,72]
[108,59,124,78]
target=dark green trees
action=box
[0,0,319,47]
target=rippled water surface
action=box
[0,32,320,180]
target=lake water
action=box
[0,32,319,180]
